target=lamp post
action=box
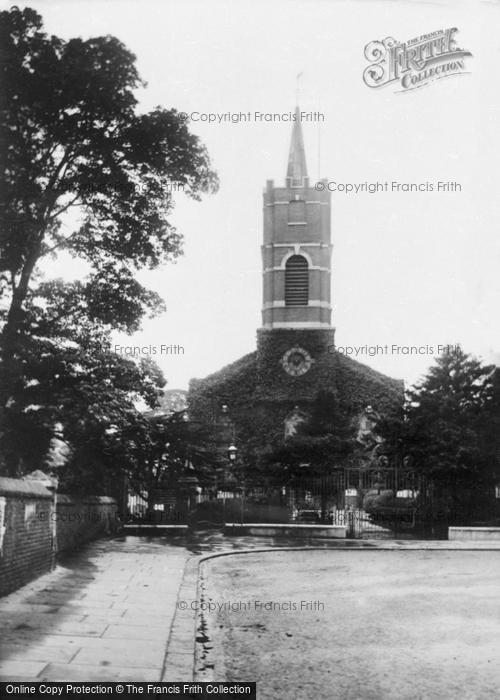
[218,403,231,508]
[228,443,244,525]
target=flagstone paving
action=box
[0,537,197,682]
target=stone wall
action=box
[0,477,119,597]
[449,527,500,541]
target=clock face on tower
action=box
[281,346,313,376]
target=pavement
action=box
[1,533,500,683]
[0,537,198,681]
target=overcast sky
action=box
[8,0,500,390]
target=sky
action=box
[6,0,500,390]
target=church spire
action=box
[286,106,308,187]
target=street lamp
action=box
[227,443,245,525]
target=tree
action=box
[263,391,354,473]
[259,391,355,518]
[0,7,218,474]
[479,367,500,475]
[0,7,217,340]
[129,410,221,510]
[400,349,498,518]
[1,278,169,486]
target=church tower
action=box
[257,107,334,398]
[189,107,403,443]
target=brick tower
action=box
[189,108,403,440]
[257,107,334,398]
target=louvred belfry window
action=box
[285,255,309,306]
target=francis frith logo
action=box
[363,28,472,91]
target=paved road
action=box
[1,533,500,688]
[199,549,500,699]
[0,532,374,682]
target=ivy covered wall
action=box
[188,334,403,468]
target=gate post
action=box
[346,506,355,538]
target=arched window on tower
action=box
[285,255,309,306]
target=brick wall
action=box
[56,495,119,554]
[0,477,54,597]
[0,477,119,597]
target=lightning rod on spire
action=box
[296,72,303,105]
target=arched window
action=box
[285,255,309,306]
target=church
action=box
[188,108,403,492]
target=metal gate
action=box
[127,489,187,523]
[336,508,418,539]
[284,469,421,538]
